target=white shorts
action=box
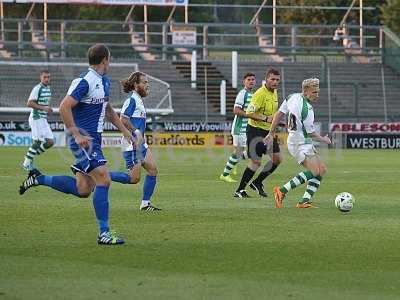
[121,136,149,152]
[232,133,247,147]
[29,117,54,141]
[288,143,317,164]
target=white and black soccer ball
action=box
[335,192,354,213]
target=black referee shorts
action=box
[246,125,280,160]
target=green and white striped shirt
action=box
[231,89,253,135]
[28,83,51,120]
[279,93,315,145]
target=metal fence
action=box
[382,26,400,74]
[0,61,173,114]
[0,18,387,61]
[0,60,398,124]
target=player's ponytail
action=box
[121,71,146,93]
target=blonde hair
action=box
[302,78,319,92]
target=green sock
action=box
[301,176,322,203]
[24,140,41,161]
[280,170,314,193]
[222,154,239,176]
[25,140,53,161]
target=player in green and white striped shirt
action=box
[266,78,332,208]
[220,73,256,183]
[22,70,54,171]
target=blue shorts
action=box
[122,143,148,170]
[68,133,107,175]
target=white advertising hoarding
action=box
[0,132,66,147]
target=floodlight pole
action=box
[184,5,188,23]
[359,0,363,49]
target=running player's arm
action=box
[119,114,143,146]
[119,97,136,131]
[27,100,52,113]
[264,100,288,144]
[105,102,134,144]
[304,118,331,145]
[61,78,92,147]
[309,132,331,144]
[268,100,288,134]
[26,85,52,114]
[268,111,286,134]
[59,95,92,148]
[119,115,134,132]
[119,97,143,144]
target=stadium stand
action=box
[0,63,132,108]
[211,61,400,121]
[0,61,171,112]
[171,61,238,113]
[1,60,399,122]
[136,61,206,115]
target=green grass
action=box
[1,147,400,299]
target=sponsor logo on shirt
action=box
[90,97,108,104]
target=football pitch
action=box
[0,146,399,299]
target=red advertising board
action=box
[330,123,400,133]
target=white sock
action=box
[23,157,32,165]
[141,200,150,207]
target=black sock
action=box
[237,167,256,191]
[253,163,278,185]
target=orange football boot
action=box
[273,186,285,208]
[296,202,318,209]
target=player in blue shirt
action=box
[109,71,161,211]
[19,44,134,245]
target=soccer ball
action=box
[334,192,354,213]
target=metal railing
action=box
[0,18,387,61]
[0,71,398,122]
[382,26,400,74]
[0,60,173,114]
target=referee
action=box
[234,68,282,198]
